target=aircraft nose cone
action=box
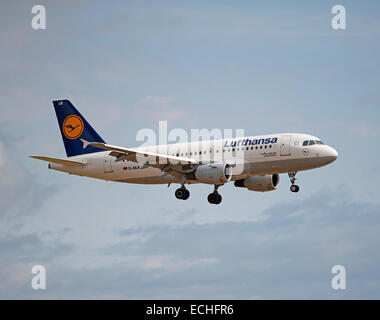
[330,147,338,160]
[326,146,338,162]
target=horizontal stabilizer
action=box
[29,156,86,167]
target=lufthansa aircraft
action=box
[31,100,338,204]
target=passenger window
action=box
[303,140,308,146]
[309,140,316,145]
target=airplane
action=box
[30,100,338,204]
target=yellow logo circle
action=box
[62,115,84,140]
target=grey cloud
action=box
[1,0,380,300]
[0,231,75,299]
[0,132,59,220]
[0,233,75,265]
[25,190,377,299]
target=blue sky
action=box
[0,0,380,298]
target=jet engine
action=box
[194,163,232,184]
[234,174,279,192]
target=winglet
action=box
[80,139,90,149]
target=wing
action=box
[80,139,198,170]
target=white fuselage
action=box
[48,133,338,185]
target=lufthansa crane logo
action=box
[62,115,84,139]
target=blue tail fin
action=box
[53,100,106,157]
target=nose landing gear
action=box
[208,185,222,204]
[288,172,300,193]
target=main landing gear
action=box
[208,185,222,205]
[288,171,300,193]
[173,178,222,204]
[175,176,190,200]
[175,186,190,200]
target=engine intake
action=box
[194,163,232,184]
[234,174,279,192]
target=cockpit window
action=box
[303,140,322,146]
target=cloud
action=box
[0,233,74,265]
[0,86,53,126]
[0,136,59,219]
[4,189,374,299]
[141,254,218,271]
[99,191,380,299]
[1,0,380,300]
[0,231,75,298]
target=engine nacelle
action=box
[234,174,279,192]
[194,163,232,185]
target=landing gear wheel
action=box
[175,187,190,200]
[175,188,184,199]
[182,189,190,200]
[207,193,217,204]
[208,192,222,204]
[288,172,299,193]
[290,185,300,193]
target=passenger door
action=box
[280,135,291,156]
[104,153,113,173]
